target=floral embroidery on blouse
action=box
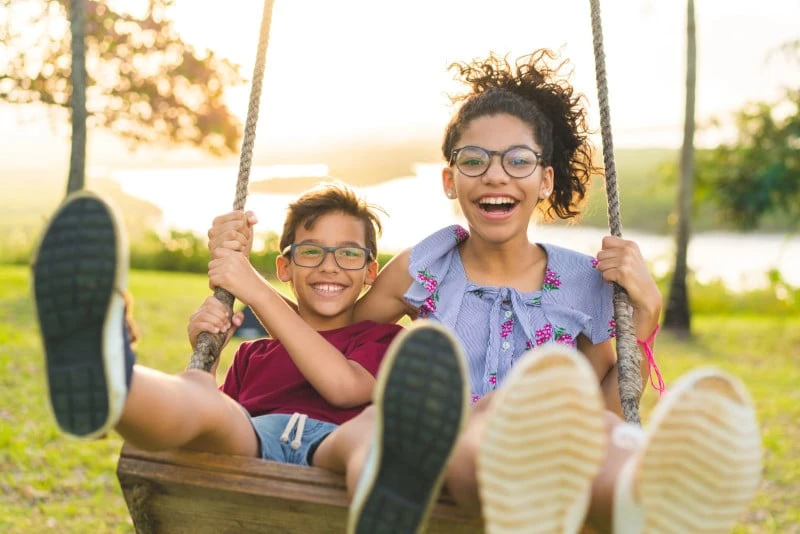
[525,339,535,350]
[543,268,561,291]
[529,295,542,306]
[454,226,469,244]
[553,326,575,347]
[608,319,617,338]
[591,258,599,269]
[471,392,481,405]
[416,269,439,317]
[500,318,514,338]
[488,372,498,390]
[534,323,574,347]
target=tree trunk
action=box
[66,0,87,195]
[663,0,696,337]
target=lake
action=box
[110,165,800,293]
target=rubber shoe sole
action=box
[32,191,130,439]
[478,343,607,534]
[348,320,469,534]
[625,368,763,534]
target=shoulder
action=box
[410,225,468,266]
[408,225,468,279]
[540,243,603,283]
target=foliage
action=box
[0,0,245,155]
[693,90,800,230]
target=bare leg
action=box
[312,406,375,498]
[443,395,493,507]
[115,364,259,457]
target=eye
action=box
[338,248,364,258]
[297,246,322,257]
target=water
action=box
[109,165,800,292]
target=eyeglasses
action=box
[281,243,373,270]
[449,145,543,179]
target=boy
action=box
[32,186,466,473]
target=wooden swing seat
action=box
[117,443,484,533]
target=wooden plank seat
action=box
[117,443,484,533]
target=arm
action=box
[591,236,664,413]
[208,248,376,408]
[353,248,416,324]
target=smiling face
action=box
[276,211,378,330]
[442,113,554,245]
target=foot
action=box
[347,321,469,534]
[478,343,607,534]
[614,368,762,534]
[32,191,135,439]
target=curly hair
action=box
[442,50,600,220]
[279,182,385,259]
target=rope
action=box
[66,0,87,195]
[187,0,276,371]
[588,0,643,425]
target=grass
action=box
[1,264,798,532]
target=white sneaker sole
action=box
[632,368,762,533]
[32,191,129,439]
[478,344,607,534]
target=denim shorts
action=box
[249,412,338,466]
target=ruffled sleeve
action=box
[404,225,470,328]
[538,243,615,345]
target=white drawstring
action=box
[279,412,308,450]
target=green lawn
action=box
[1,265,798,532]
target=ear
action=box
[363,259,379,286]
[539,165,555,200]
[276,254,292,283]
[442,167,456,199]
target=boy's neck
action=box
[296,307,357,332]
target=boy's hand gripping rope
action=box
[187,0,276,371]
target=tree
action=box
[0,0,244,156]
[663,0,696,338]
[695,89,800,230]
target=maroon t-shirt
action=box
[220,320,403,425]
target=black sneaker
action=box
[347,321,469,534]
[32,191,134,439]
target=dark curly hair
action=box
[442,49,600,220]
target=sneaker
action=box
[348,320,469,534]
[478,343,607,534]
[32,191,134,439]
[614,368,762,534]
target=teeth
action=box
[479,196,517,205]
[313,283,345,293]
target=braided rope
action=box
[188,0,276,371]
[589,0,642,424]
[66,0,87,194]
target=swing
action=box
[111,0,643,531]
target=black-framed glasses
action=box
[449,145,543,179]
[281,243,373,270]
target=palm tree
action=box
[663,0,696,337]
[66,0,87,195]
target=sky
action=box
[3,0,799,170]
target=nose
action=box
[481,155,511,185]
[318,250,341,272]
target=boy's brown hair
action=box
[279,183,385,259]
